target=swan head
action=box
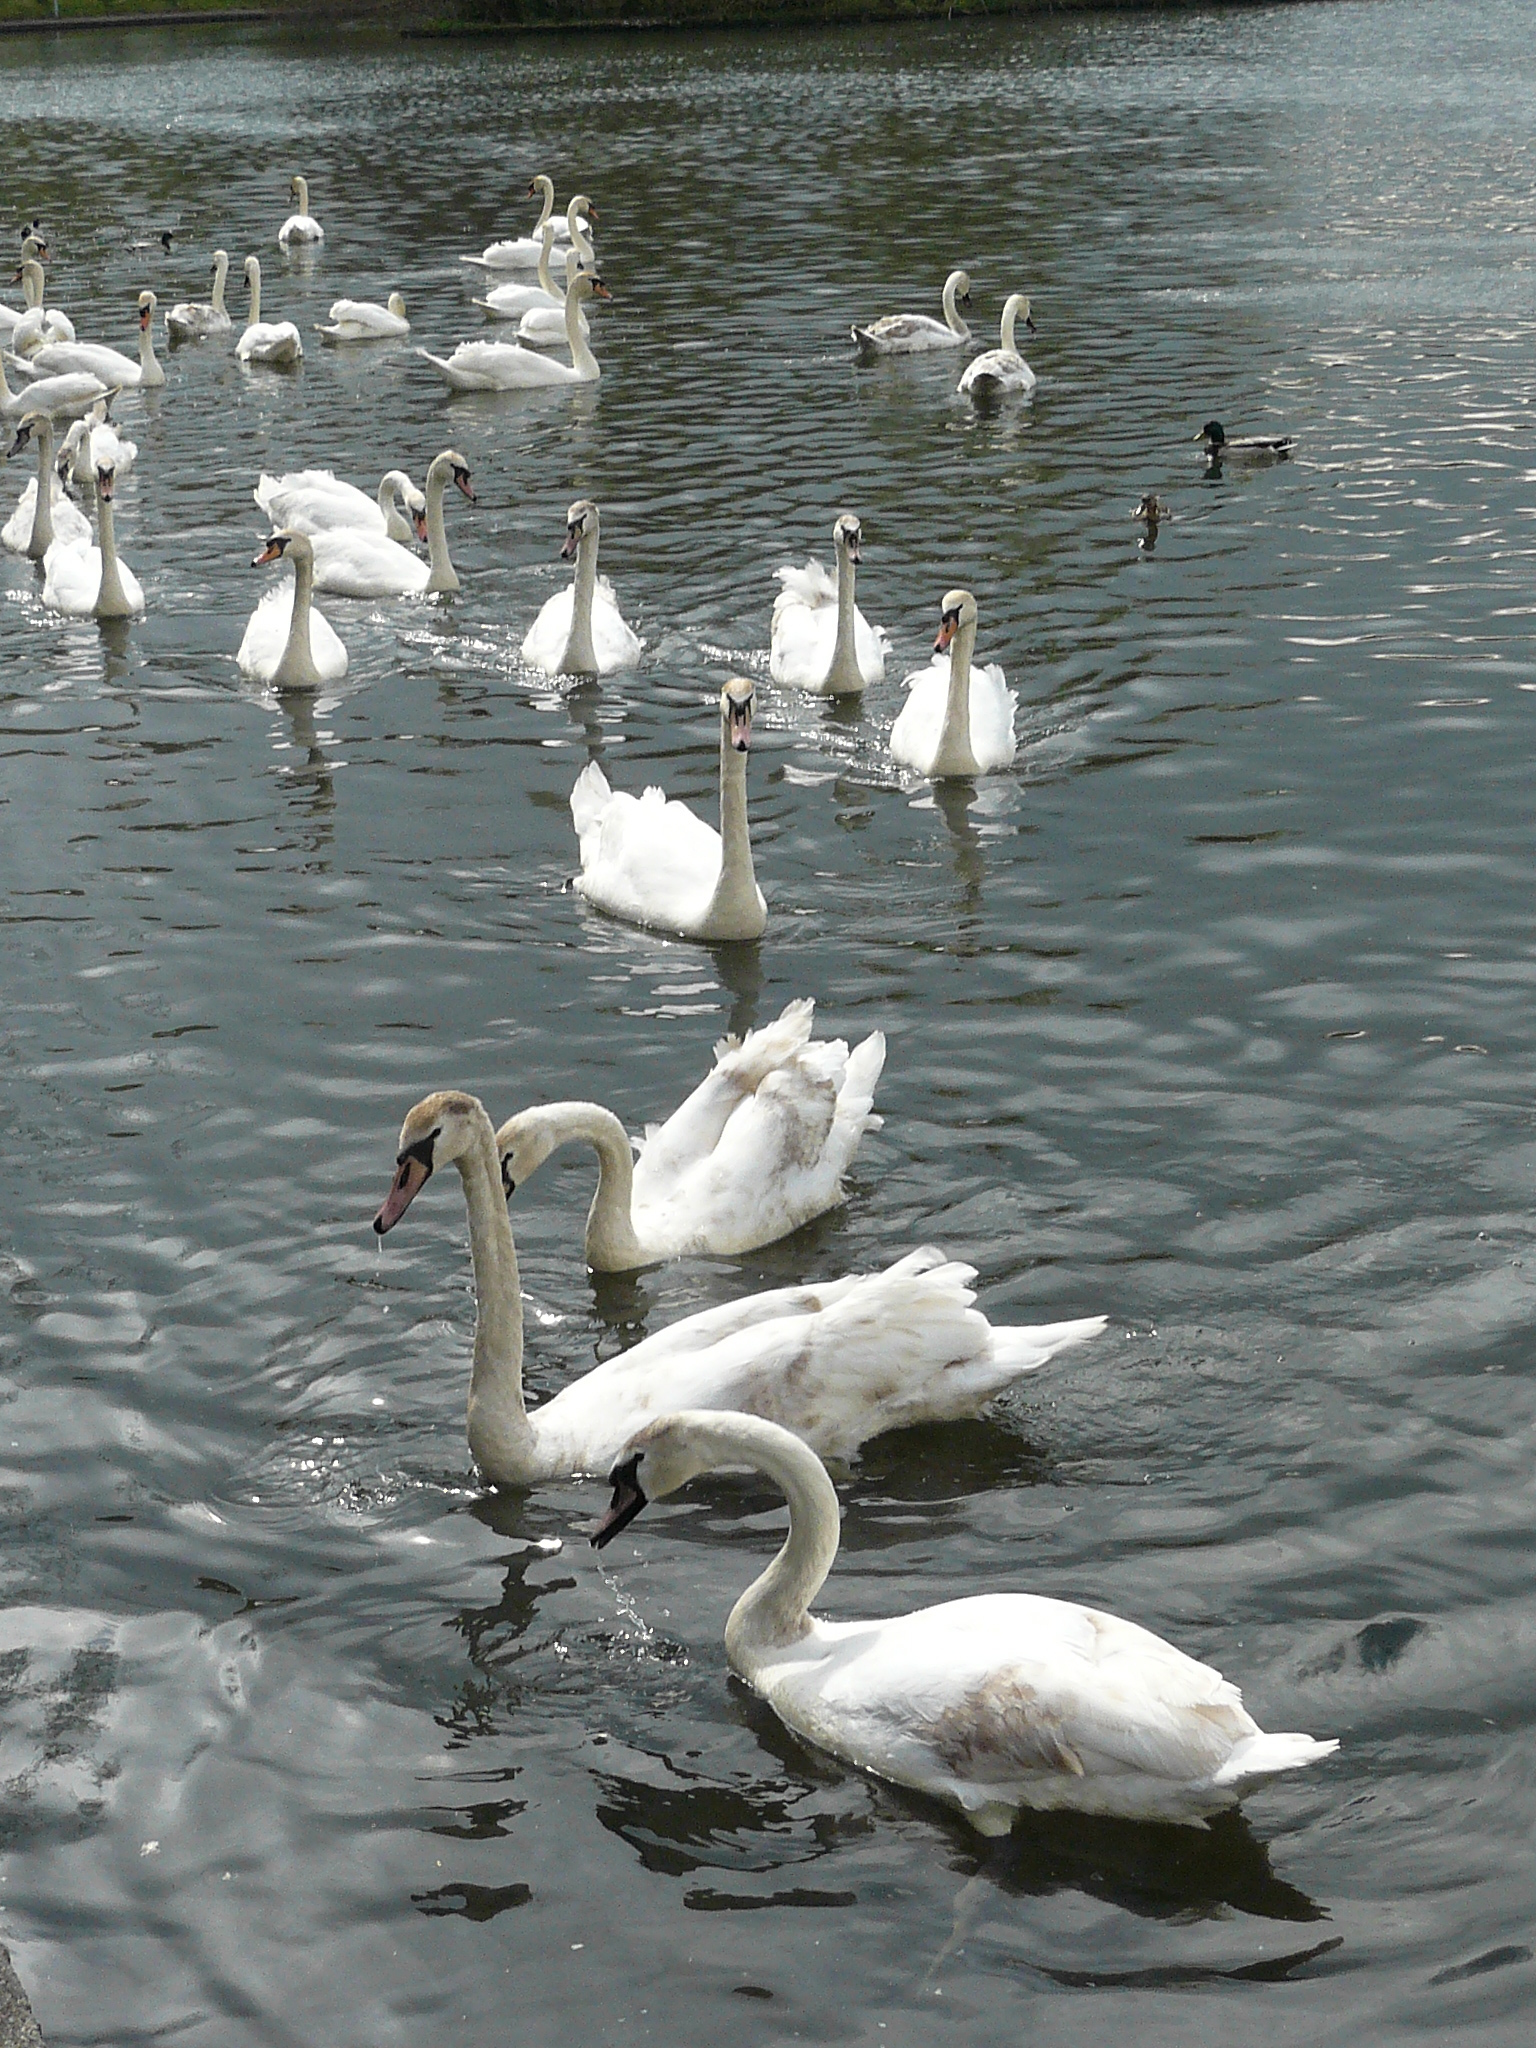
[934,588,977,654]
[569,273,611,306]
[19,236,47,265]
[251,529,313,570]
[833,511,862,563]
[568,194,597,228]
[528,173,555,204]
[212,248,228,274]
[374,1089,486,1234]
[591,1413,756,1547]
[721,676,754,754]
[428,448,476,503]
[494,1108,561,1197]
[387,291,407,319]
[560,499,598,560]
[92,451,118,503]
[289,175,309,210]
[137,290,157,332]
[244,254,261,285]
[7,412,48,462]
[1002,291,1035,334]
[945,268,973,307]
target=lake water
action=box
[2,2,1536,2041]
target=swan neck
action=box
[26,418,54,560]
[706,719,761,936]
[424,467,459,594]
[563,525,600,673]
[455,1114,535,1478]
[943,276,969,339]
[138,317,162,383]
[533,181,554,232]
[23,266,42,312]
[275,547,322,686]
[94,490,132,619]
[537,234,555,298]
[247,265,261,326]
[212,256,228,316]
[567,290,598,378]
[1000,301,1017,353]
[536,1104,643,1271]
[722,1424,841,1668]
[933,618,980,775]
[824,542,862,691]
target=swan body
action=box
[592,1413,1337,1831]
[516,246,593,345]
[166,251,232,340]
[521,498,641,676]
[571,677,767,943]
[318,291,409,342]
[237,257,303,366]
[420,272,607,390]
[3,260,74,351]
[373,1092,1107,1485]
[254,467,425,546]
[0,353,110,421]
[461,181,591,270]
[497,999,885,1271]
[770,512,887,697]
[853,269,972,357]
[474,223,561,318]
[958,294,1036,400]
[1198,420,1294,463]
[58,405,136,488]
[890,588,1017,779]
[22,291,165,390]
[41,435,144,618]
[278,175,324,248]
[237,531,347,688]
[3,412,90,558]
[285,450,472,597]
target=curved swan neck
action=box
[453,1111,536,1477]
[932,614,980,776]
[564,519,600,674]
[566,285,599,379]
[424,463,460,594]
[705,712,763,937]
[537,228,556,298]
[1000,300,1018,354]
[942,274,970,340]
[717,1420,842,1667]
[94,490,132,619]
[532,177,554,232]
[26,417,54,560]
[525,1102,643,1271]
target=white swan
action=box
[571,677,767,943]
[515,236,595,347]
[277,175,324,248]
[41,434,144,619]
[5,259,74,352]
[496,999,885,1271]
[373,1090,1106,1483]
[958,294,1036,401]
[254,466,425,545]
[301,449,474,596]
[317,291,409,342]
[460,179,592,271]
[237,257,303,366]
[0,351,109,422]
[591,1412,1338,1830]
[419,272,608,390]
[769,512,888,697]
[852,269,973,357]
[474,223,561,319]
[890,589,1017,779]
[22,291,165,390]
[2,412,91,559]
[521,498,641,676]
[236,531,347,688]
[58,404,136,489]
[0,242,49,340]
[166,251,233,341]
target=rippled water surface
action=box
[3,3,1536,2041]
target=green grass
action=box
[0,0,268,24]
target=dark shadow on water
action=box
[706,937,763,1039]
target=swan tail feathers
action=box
[1213,1733,1339,1785]
[987,1315,1109,1380]
[711,997,817,1090]
[835,1030,886,1132]
[570,760,613,845]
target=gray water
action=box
[2,2,1535,2041]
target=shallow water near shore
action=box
[2,2,1536,2042]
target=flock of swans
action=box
[2,167,1332,1842]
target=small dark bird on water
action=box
[1134,493,1170,548]
[1197,419,1294,463]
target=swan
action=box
[474,223,561,319]
[58,404,136,489]
[516,247,595,347]
[769,512,888,697]
[1197,420,1294,463]
[591,1412,1338,1830]
[373,1090,1107,1484]
[419,272,608,390]
[237,257,303,366]
[236,531,348,688]
[255,466,425,545]
[165,251,233,340]
[2,412,91,559]
[496,999,885,1271]
[277,175,324,248]
[521,498,641,676]
[41,434,144,619]
[957,294,1036,400]
[0,351,109,422]
[24,291,165,390]
[0,242,48,339]
[461,179,593,270]
[317,291,409,342]
[890,589,1016,780]
[5,259,74,351]
[852,269,972,357]
[300,449,474,596]
[571,677,767,943]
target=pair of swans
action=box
[770,512,887,696]
[521,498,641,676]
[238,531,348,687]
[20,291,165,390]
[462,175,591,270]
[253,449,474,599]
[853,268,973,357]
[2,411,91,559]
[571,678,766,942]
[58,403,136,491]
[41,432,145,618]
[420,272,607,390]
[166,252,232,341]
[373,1089,1105,1484]
[277,175,323,248]
[255,466,426,546]
[318,291,409,343]
[958,294,1036,400]
[591,1411,1338,1829]
[890,589,1017,779]
[238,257,302,366]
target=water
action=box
[1,2,1535,2040]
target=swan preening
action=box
[278,175,324,248]
[853,269,973,357]
[166,251,232,341]
[237,530,348,687]
[571,677,767,943]
[592,1412,1337,1830]
[255,466,426,545]
[374,1091,1105,1484]
[521,498,641,676]
[890,588,1017,779]
[41,434,145,619]
[318,291,409,342]
[2,412,90,560]
[420,272,609,390]
[22,290,165,390]
[461,178,593,270]
[958,293,1036,401]
[496,999,885,1269]
[238,256,303,365]
[770,512,888,696]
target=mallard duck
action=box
[1197,421,1294,462]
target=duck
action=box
[2,411,92,559]
[254,465,425,546]
[41,433,144,619]
[419,272,608,390]
[300,449,474,597]
[769,512,887,697]
[461,178,593,270]
[890,589,1016,780]
[373,1090,1107,1485]
[236,531,348,688]
[237,257,303,365]
[22,291,164,390]
[852,269,972,357]
[496,999,885,1270]
[57,403,136,490]
[473,222,562,319]
[957,293,1036,401]
[1134,493,1169,549]
[570,677,767,943]
[165,251,233,341]
[590,1411,1337,1830]
[0,352,109,422]
[317,291,409,342]
[277,175,324,248]
[521,498,641,676]
[1197,420,1294,463]
[4,258,75,352]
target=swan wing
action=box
[853,604,888,685]
[477,281,559,316]
[255,470,386,537]
[590,583,643,672]
[26,341,139,385]
[0,478,85,552]
[968,663,1018,771]
[572,773,722,933]
[852,313,955,354]
[237,581,348,682]
[521,586,574,672]
[41,537,101,615]
[633,997,819,1189]
[321,299,408,339]
[308,527,428,598]
[889,655,951,772]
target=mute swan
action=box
[5,260,74,351]
[516,247,595,347]
[237,257,303,366]
[890,589,1016,780]
[496,999,885,1271]
[254,466,425,545]
[461,179,592,270]
[374,1090,1106,1484]
[419,272,608,390]
[521,498,641,676]
[769,512,888,697]
[166,251,232,340]
[591,1412,1337,1830]
[278,175,324,248]
[0,352,109,422]
[237,531,347,688]
[571,678,767,943]
[41,435,144,619]
[302,449,474,597]
[852,269,972,357]
[1198,420,1294,463]
[58,404,136,489]
[474,223,561,319]
[958,294,1036,400]
[2,412,91,559]
[318,291,409,342]
[23,291,164,390]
